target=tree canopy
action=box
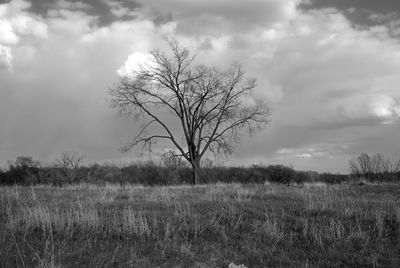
[110,41,270,184]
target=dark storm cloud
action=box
[301,0,400,33]
[6,0,142,26]
[303,0,400,13]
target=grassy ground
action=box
[1,182,400,267]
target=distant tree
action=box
[349,153,372,178]
[382,156,400,174]
[6,156,41,184]
[349,153,400,180]
[55,152,85,183]
[109,41,270,184]
[11,156,41,169]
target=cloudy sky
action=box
[1,0,400,172]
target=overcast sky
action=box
[1,0,400,172]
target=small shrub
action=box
[265,165,296,184]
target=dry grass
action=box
[1,182,400,267]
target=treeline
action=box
[0,156,346,186]
[0,153,399,186]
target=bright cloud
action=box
[335,94,399,121]
[0,20,18,45]
[117,52,156,77]
[0,0,47,69]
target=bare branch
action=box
[55,152,85,182]
[109,41,270,184]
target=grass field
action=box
[1,182,400,267]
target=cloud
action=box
[335,94,400,123]
[367,11,400,38]
[101,0,138,18]
[117,52,156,77]
[257,9,400,125]
[0,19,18,45]
[0,0,47,41]
[0,2,175,166]
[0,44,12,69]
[52,0,92,11]
[135,0,301,35]
[0,0,47,70]
[276,142,350,159]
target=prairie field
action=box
[1,182,400,267]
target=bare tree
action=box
[349,158,360,176]
[349,152,400,180]
[55,152,85,183]
[11,156,41,169]
[110,41,270,184]
[383,157,400,174]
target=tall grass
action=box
[1,182,400,267]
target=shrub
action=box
[37,167,67,185]
[265,165,296,184]
[318,173,349,185]
[1,156,41,185]
[0,169,5,184]
[249,165,270,183]
[293,171,313,185]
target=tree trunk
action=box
[192,161,201,185]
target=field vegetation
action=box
[1,182,400,267]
